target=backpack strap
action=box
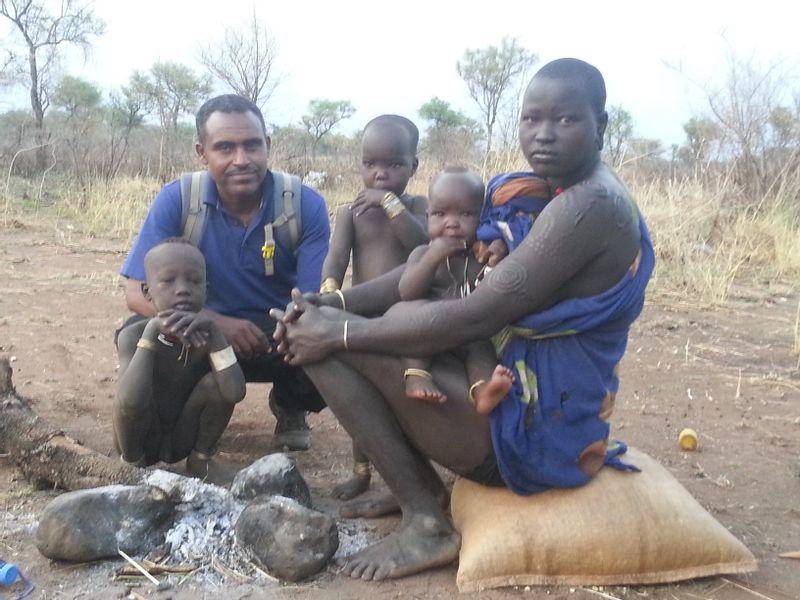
[271,171,302,251]
[262,171,303,275]
[180,171,208,247]
[178,170,303,275]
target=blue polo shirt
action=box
[121,171,330,330]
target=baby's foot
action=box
[471,366,515,415]
[404,370,447,403]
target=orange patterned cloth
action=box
[491,177,552,206]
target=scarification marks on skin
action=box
[486,261,528,297]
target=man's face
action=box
[195,111,270,202]
[518,77,606,181]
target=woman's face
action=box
[518,77,606,182]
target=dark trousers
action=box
[239,351,325,413]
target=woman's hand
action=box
[270,289,343,365]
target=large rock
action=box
[235,496,338,581]
[36,485,175,562]
[230,453,311,507]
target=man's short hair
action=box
[195,95,267,142]
[364,114,420,154]
[534,58,606,116]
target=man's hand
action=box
[473,239,509,267]
[204,311,270,359]
[351,188,390,217]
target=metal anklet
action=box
[353,461,371,476]
[404,368,433,380]
[468,379,487,405]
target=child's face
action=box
[427,175,481,245]
[518,77,606,181]
[360,126,418,196]
[143,245,207,313]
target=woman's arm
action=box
[276,182,641,363]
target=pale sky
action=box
[3,0,799,147]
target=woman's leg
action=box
[303,350,492,580]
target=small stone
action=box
[36,485,175,561]
[235,496,338,581]
[231,453,312,507]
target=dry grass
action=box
[2,162,799,365]
[2,165,799,302]
[635,174,800,304]
[53,176,162,243]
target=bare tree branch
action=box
[197,11,282,109]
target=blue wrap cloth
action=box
[489,206,655,495]
[476,171,551,252]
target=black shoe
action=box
[269,391,311,451]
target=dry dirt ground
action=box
[1,224,799,600]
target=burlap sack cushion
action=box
[451,447,757,592]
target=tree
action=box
[197,11,281,109]
[102,83,148,180]
[51,74,101,185]
[270,124,311,175]
[129,61,212,179]
[680,116,722,168]
[457,37,537,157]
[0,0,105,169]
[675,47,800,196]
[130,62,211,132]
[301,99,355,166]
[52,74,100,116]
[419,97,474,129]
[603,104,634,167]
[418,97,481,167]
[0,49,13,85]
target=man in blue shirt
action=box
[120,95,330,452]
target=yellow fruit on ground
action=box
[679,428,698,450]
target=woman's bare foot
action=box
[340,485,450,519]
[404,373,447,403]
[471,365,515,415]
[332,472,371,500]
[336,514,461,580]
[340,491,400,518]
